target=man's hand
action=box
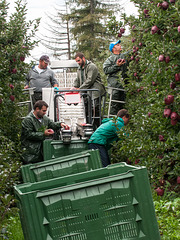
[116,59,126,66]
[44,129,54,136]
[61,123,70,130]
[24,85,29,89]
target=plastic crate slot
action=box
[85,213,99,222]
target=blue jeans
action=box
[88,143,110,167]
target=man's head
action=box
[33,100,48,119]
[117,109,130,125]
[39,55,50,69]
[75,52,86,67]
[109,40,122,54]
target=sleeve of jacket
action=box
[103,56,125,76]
[79,64,98,89]
[50,71,58,86]
[47,118,62,130]
[25,71,31,86]
[73,75,80,88]
[21,118,45,141]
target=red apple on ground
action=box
[164,108,171,118]
[132,38,136,42]
[134,72,137,77]
[152,81,157,86]
[155,187,164,196]
[131,56,134,61]
[135,159,140,164]
[118,33,122,38]
[139,42,142,47]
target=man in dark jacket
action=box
[103,40,130,116]
[21,100,69,164]
[72,52,105,128]
[88,109,130,167]
[25,55,58,105]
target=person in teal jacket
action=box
[21,100,69,164]
[88,109,130,167]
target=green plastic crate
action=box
[21,149,102,183]
[43,139,88,161]
[14,163,160,240]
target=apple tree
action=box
[0,0,40,227]
[111,0,180,195]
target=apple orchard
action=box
[111,0,180,196]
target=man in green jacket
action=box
[21,100,69,164]
[88,109,130,167]
[72,52,105,128]
[103,40,130,116]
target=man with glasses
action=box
[25,55,58,105]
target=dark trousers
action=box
[88,143,110,167]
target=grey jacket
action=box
[26,66,58,92]
[74,60,105,100]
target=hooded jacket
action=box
[74,60,105,100]
[21,111,62,164]
[26,66,58,92]
[88,117,125,149]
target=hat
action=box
[39,55,50,64]
[109,40,121,52]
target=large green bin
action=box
[14,163,160,240]
[43,139,88,161]
[21,149,102,183]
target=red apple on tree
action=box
[10,95,15,102]
[165,56,170,63]
[120,27,125,33]
[161,1,169,10]
[175,73,180,81]
[151,25,159,34]
[170,112,178,120]
[178,26,180,33]
[159,135,165,142]
[155,187,164,196]
[164,95,174,105]
[159,54,164,62]
[9,84,14,89]
[164,108,171,118]
[177,176,180,184]
[170,82,176,89]
[0,98,2,104]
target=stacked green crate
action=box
[21,149,102,183]
[14,163,160,240]
[43,139,88,161]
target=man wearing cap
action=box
[103,40,130,115]
[25,55,58,105]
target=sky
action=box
[7,0,138,63]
